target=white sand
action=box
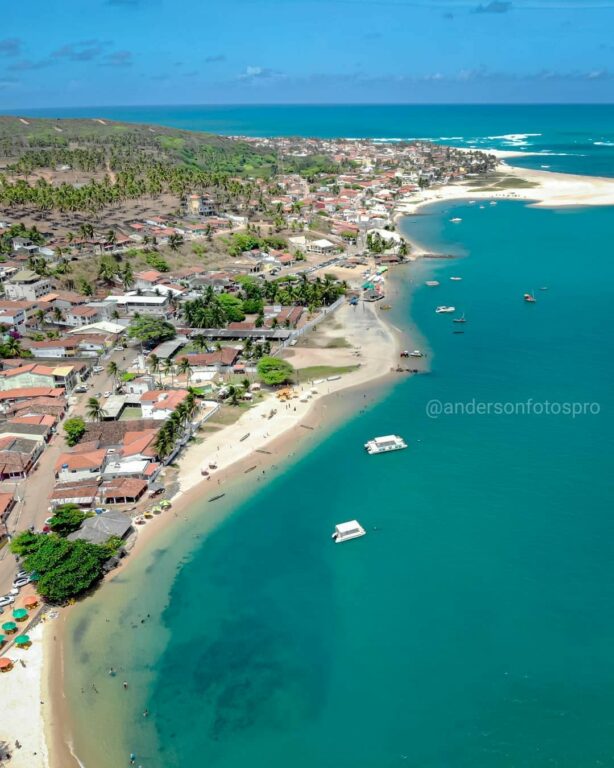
[396,161,614,221]
[0,622,49,767]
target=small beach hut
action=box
[24,596,39,609]
[2,622,17,634]
[0,658,13,672]
[14,635,30,648]
[12,608,28,622]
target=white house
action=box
[5,270,52,301]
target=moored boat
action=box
[436,305,456,314]
[365,435,408,455]
[524,292,536,303]
[332,520,366,543]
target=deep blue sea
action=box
[4,104,614,177]
[61,108,614,768]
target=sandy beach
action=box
[395,159,614,221]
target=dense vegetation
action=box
[0,117,344,213]
[10,529,120,603]
[182,276,346,328]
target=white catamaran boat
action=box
[332,520,366,543]
[364,435,408,455]
[436,305,456,314]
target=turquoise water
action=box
[66,200,614,767]
[4,104,614,177]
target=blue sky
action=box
[1,0,613,107]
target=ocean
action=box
[4,104,614,178]
[60,107,614,768]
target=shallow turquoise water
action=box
[66,200,614,767]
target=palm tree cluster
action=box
[182,276,346,330]
[153,391,198,459]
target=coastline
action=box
[30,157,614,768]
[45,281,410,768]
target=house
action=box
[183,348,239,371]
[0,436,44,479]
[0,420,52,443]
[67,509,132,545]
[55,447,107,484]
[65,305,107,328]
[100,478,148,505]
[7,395,67,420]
[0,305,27,333]
[29,338,81,358]
[184,193,216,218]
[103,294,170,317]
[306,238,337,255]
[140,389,189,420]
[0,363,78,392]
[50,481,100,509]
[134,270,164,291]
[5,270,52,301]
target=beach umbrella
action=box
[2,622,17,633]
[14,635,30,647]
[29,571,40,582]
[0,636,4,645]
[24,596,38,609]
[12,608,28,621]
[160,500,171,509]
[151,505,162,514]
[0,658,13,672]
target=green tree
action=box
[49,504,87,537]
[63,416,86,447]
[127,316,176,347]
[257,356,294,385]
[86,397,107,422]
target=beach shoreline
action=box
[43,275,411,768]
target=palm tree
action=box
[86,397,107,422]
[107,361,119,389]
[154,426,173,459]
[176,357,193,385]
[163,358,175,386]
[168,233,184,251]
[192,334,210,354]
[147,353,162,387]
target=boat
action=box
[364,435,408,455]
[523,292,536,303]
[425,280,440,287]
[450,217,462,223]
[449,276,462,281]
[453,313,466,324]
[436,306,456,314]
[490,201,497,206]
[208,494,225,503]
[379,304,392,311]
[539,286,549,291]
[409,350,424,358]
[332,520,366,543]
[452,330,465,334]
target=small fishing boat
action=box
[453,330,465,334]
[425,280,440,287]
[449,276,462,281]
[450,217,462,223]
[539,286,549,291]
[453,313,467,324]
[409,350,424,358]
[379,304,392,311]
[523,292,536,303]
[436,306,456,314]
[490,201,497,206]
[208,494,225,503]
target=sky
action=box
[0,0,613,108]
